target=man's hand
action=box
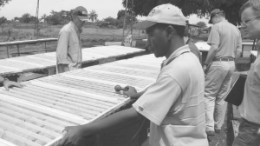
[203,64,210,74]
[123,86,137,99]
[3,80,23,91]
[55,125,89,146]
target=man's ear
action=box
[165,25,176,38]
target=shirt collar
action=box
[162,45,190,67]
[70,21,80,36]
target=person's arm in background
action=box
[56,30,70,64]
[204,46,218,67]
[204,26,219,72]
[0,76,23,91]
[235,33,243,58]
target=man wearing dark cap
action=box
[55,3,208,146]
[56,6,88,73]
[204,9,242,136]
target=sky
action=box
[0,0,124,20]
[0,0,209,25]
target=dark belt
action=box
[213,57,234,61]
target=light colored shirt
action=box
[207,20,242,58]
[133,45,208,146]
[56,21,82,67]
[239,55,260,124]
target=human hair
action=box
[240,1,260,17]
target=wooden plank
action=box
[5,89,100,119]
[37,76,125,98]
[95,64,159,78]
[28,84,115,108]
[30,79,125,103]
[0,46,144,75]
[87,65,158,80]
[0,99,71,131]
[0,114,52,142]
[0,93,87,124]
[0,139,17,146]
[0,106,62,135]
[46,94,131,146]
[1,130,42,146]
[86,67,155,81]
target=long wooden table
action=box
[0,46,145,76]
[0,54,163,146]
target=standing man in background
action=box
[232,1,260,145]
[204,9,242,136]
[56,6,88,73]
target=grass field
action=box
[0,22,146,59]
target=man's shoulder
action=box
[60,23,73,32]
[165,52,200,74]
[220,21,239,30]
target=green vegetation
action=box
[0,22,145,59]
[123,0,247,25]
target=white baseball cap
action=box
[135,3,187,29]
[72,6,88,21]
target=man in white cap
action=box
[56,6,88,73]
[55,3,208,146]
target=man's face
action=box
[241,7,260,39]
[146,24,170,57]
[77,17,86,28]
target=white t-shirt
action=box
[133,45,208,146]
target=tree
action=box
[123,0,248,25]
[19,13,37,23]
[45,10,70,25]
[117,9,137,28]
[0,16,7,24]
[40,14,47,23]
[0,0,11,7]
[89,10,98,22]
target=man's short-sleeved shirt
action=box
[132,45,208,146]
[239,55,260,124]
[56,22,82,66]
[207,20,242,58]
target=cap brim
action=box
[78,16,88,22]
[134,21,157,29]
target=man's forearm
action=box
[204,47,217,65]
[132,90,146,99]
[80,107,143,136]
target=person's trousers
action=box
[204,61,235,132]
[232,119,260,146]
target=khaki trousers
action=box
[204,61,235,132]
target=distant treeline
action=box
[0,9,137,29]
